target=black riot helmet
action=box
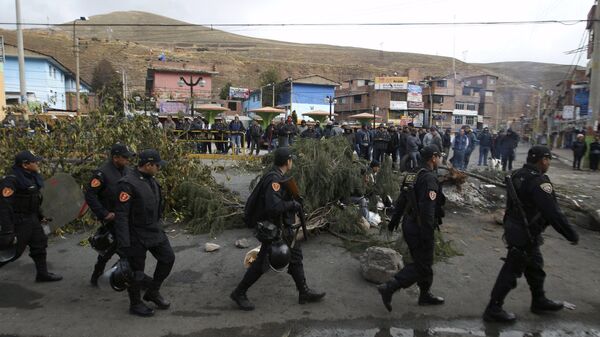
[108,259,133,292]
[268,241,291,273]
[88,226,115,256]
[0,232,17,263]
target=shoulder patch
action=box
[2,187,14,198]
[119,191,131,202]
[271,182,281,192]
[540,182,553,194]
[429,191,437,201]
[90,178,102,188]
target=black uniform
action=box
[484,161,579,322]
[231,164,325,310]
[85,160,129,284]
[373,128,390,163]
[378,167,445,311]
[114,167,175,312]
[0,165,60,281]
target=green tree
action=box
[91,59,117,93]
[219,82,232,100]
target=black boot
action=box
[377,278,401,312]
[298,284,326,304]
[418,291,445,305]
[129,288,154,317]
[143,289,171,310]
[230,288,255,311]
[483,300,516,323]
[531,296,563,314]
[33,255,63,283]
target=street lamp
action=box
[72,16,88,114]
[134,95,156,116]
[325,95,337,121]
[179,75,206,117]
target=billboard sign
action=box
[390,101,408,110]
[229,87,250,99]
[408,101,424,109]
[374,76,408,90]
[563,105,575,119]
[407,84,422,102]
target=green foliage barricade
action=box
[0,112,243,235]
[254,136,459,260]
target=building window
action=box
[485,91,493,97]
[432,95,444,104]
[465,116,475,125]
[436,80,447,87]
[390,91,406,101]
[339,97,347,104]
[465,81,471,86]
[228,101,237,111]
[455,103,465,110]
[453,115,463,125]
[477,79,483,85]
[353,95,362,103]
[467,104,477,111]
[489,78,496,84]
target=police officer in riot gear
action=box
[114,149,175,317]
[86,144,134,286]
[0,151,62,282]
[378,145,445,311]
[483,146,579,323]
[230,147,325,311]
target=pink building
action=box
[145,61,218,113]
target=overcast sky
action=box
[0,0,593,65]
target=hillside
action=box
[1,10,577,123]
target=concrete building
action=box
[462,75,499,128]
[276,75,339,120]
[3,43,91,112]
[145,61,218,114]
[335,76,425,126]
[423,77,457,129]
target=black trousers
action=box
[590,153,600,170]
[94,222,119,272]
[235,232,305,293]
[392,222,434,292]
[373,148,386,163]
[126,238,175,304]
[502,151,515,171]
[573,154,584,169]
[0,214,47,269]
[490,245,546,304]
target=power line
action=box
[0,19,595,28]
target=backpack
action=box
[243,170,278,228]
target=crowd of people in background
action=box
[2,110,600,172]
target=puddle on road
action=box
[162,319,600,337]
[0,282,44,309]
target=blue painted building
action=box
[242,75,339,121]
[3,44,91,110]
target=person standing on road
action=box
[442,128,452,165]
[0,151,62,282]
[229,115,245,155]
[464,126,477,169]
[406,128,422,170]
[114,149,175,317]
[248,120,263,156]
[483,146,579,323]
[356,124,371,161]
[589,135,600,171]
[451,129,468,170]
[372,124,390,164]
[231,147,325,311]
[478,127,492,166]
[571,134,587,170]
[378,145,446,311]
[500,129,519,171]
[86,144,134,286]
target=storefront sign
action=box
[374,76,409,90]
[390,101,408,110]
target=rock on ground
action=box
[235,238,251,249]
[204,243,221,252]
[359,246,403,284]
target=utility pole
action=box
[15,0,28,120]
[73,17,87,115]
[589,2,600,133]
